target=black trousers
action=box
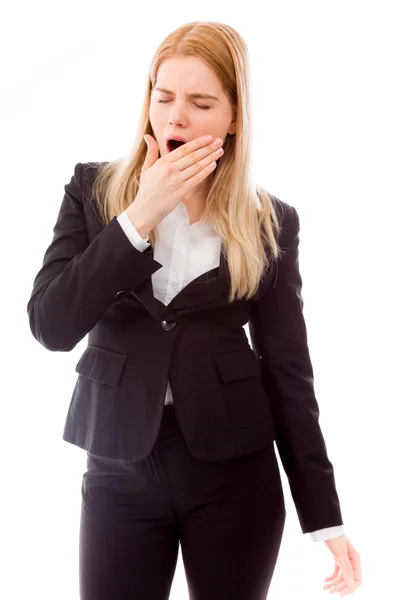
[79,404,286,600]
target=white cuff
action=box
[309,525,345,542]
[117,210,150,252]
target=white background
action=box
[2,1,399,598]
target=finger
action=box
[327,580,348,594]
[142,135,159,172]
[167,135,215,163]
[180,147,223,184]
[185,159,220,191]
[340,581,361,597]
[323,576,343,590]
[347,547,362,584]
[337,556,355,587]
[324,564,340,581]
[353,553,362,585]
[345,538,361,575]
[171,137,223,172]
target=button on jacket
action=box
[27,161,345,541]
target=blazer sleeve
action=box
[27,162,163,352]
[248,204,344,534]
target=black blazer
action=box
[27,161,343,534]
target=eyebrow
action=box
[153,87,220,102]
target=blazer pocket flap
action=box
[213,347,260,382]
[75,345,127,386]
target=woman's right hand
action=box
[126,134,224,236]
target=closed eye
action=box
[157,100,210,111]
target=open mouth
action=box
[167,139,186,153]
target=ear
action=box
[228,122,237,135]
[228,106,237,135]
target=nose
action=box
[167,101,190,124]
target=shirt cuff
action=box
[117,209,151,251]
[309,525,345,542]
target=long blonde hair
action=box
[89,20,283,302]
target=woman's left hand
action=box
[322,535,362,596]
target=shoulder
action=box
[73,161,109,204]
[69,161,107,188]
[263,191,300,246]
[80,160,109,186]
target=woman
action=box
[27,20,362,600]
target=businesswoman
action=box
[27,20,362,600]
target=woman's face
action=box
[149,56,236,158]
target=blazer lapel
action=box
[130,243,230,321]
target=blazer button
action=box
[161,320,177,331]
[114,289,127,299]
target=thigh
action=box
[179,443,286,600]
[79,452,180,600]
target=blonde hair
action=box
[89,20,283,302]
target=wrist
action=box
[126,204,153,239]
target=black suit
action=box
[27,161,343,536]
